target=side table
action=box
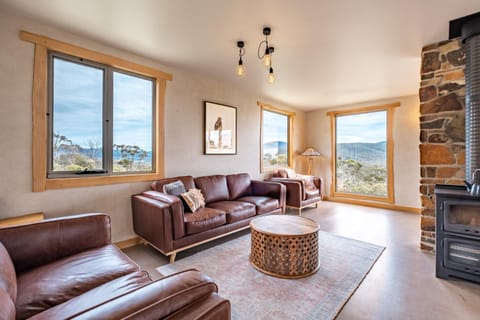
[249,215,320,278]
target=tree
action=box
[113,144,148,171]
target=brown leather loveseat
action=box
[0,213,230,320]
[132,173,286,262]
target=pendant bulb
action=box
[267,67,275,84]
[236,59,246,77]
[263,52,271,68]
[235,41,246,78]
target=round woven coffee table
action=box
[249,215,320,279]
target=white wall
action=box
[0,11,305,241]
[164,70,306,177]
[305,95,421,208]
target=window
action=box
[327,103,399,203]
[49,54,154,176]
[22,31,172,191]
[259,102,295,172]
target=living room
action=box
[1,1,480,319]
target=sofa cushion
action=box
[163,180,186,196]
[184,208,226,235]
[151,176,195,193]
[226,173,252,200]
[181,189,206,213]
[237,196,280,214]
[305,188,320,199]
[0,242,16,304]
[28,271,152,320]
[207,201,256,224]
[16,245,140,319]
[195,175,230,203]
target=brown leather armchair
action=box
[269,168,323,214]
[0,213,230,320]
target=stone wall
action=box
[419,39,466,251]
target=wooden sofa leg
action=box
[169,253,177,264]
[298,208,302,216]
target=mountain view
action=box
[336,141,386,165]
[336,141,387,197]
[263,140,288,167]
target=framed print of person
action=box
[204,101,237,155]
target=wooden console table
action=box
[249,215,320,278]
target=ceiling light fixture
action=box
[234,26,277,84]
[258,27,275,84]
[235,41,246,78]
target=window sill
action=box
[43,173,162,190]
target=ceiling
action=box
[1,0,479,110]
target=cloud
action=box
[337,111,386,143]
[52,57,154,150]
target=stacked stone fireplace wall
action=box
[419,38,466,251]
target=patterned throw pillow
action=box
[181,188,205,213]
[163,180,186,196]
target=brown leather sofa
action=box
[132,173,286,263]
[0,213,230,320]
[269,168,323,214]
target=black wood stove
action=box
[435,184,480,283]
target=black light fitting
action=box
[235,41,246,77]
[234,26,276,84]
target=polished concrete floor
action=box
[123,201,480,320]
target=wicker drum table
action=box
[249,215,320,279]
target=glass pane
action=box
[263,110,288,169]
[113,72,153,173]
[447,205,480,228]
[335,111,387,196]
[52,57,103,172]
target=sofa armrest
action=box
[138,192,186,241]
[313,177,323,199]
[132,193,185,253]
[0,213,111,274]
[251,180,286,212]
[72,269,230,320]
[269,178,305,207]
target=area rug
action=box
[157,231,385,320]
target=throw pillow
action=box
[274,168,288,178]
[162,180,186,196]
[181,188,205,213]
[285,168,296,178]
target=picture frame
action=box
[204,101,237,155]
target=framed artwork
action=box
[204,101,237,155]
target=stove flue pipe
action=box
[462,15,480,184]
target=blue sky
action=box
[263,110,287,143]
[53,57,153,150]
[336,111,386,144]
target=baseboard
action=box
[323,197,421,214]
[115,237,142,249]
[0,212,44,228]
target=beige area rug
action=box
[157,231,385,320]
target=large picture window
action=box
[22,31,172,191]
[49,54,154,176]
[259,102,294,172]
[327,103,399,203]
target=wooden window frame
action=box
[21,31,172,192]
[327,102,399,204]
[258,101,295,173]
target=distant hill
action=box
[263,141,287,155]
[337,141,386,166]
